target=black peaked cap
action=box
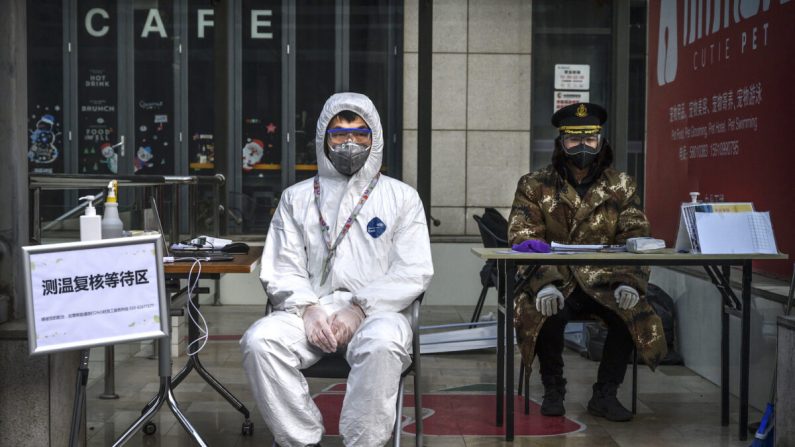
[551,102,608,128]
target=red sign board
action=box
[646,0,794,276]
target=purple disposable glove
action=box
[512,239,551,253]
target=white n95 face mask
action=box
[328,142,370,175]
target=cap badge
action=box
[575,104,588,118]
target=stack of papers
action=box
[674,202,778,254]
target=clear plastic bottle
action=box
[102,180,125,239]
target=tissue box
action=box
[627,237,666,252]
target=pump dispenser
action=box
[102,180,124,239]
[79,196,102,241]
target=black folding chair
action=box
[265,294,424,446]
[472,208,510,324]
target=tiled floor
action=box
[85,305,757,446]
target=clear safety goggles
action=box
[326,127,372,145]
[561,133,602,154]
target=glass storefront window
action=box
[531,0,613,171]
[628,3,647,200]
[26,0,404,237]
[27,0,65,176]
[133,1,175,175]
[295,0,335,183]
[188,1,216,174]
[239,0,281,234]
[349,0,397,174]
[77,1,119,175]
[27,0,66,222]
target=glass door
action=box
[294,0,336,184]
[76,0,121,175]
[27,0,67,222]
[132,0,176,175]
[236,0,282,234]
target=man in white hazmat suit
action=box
[241,92,434,447]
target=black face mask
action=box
[564,144,598,169]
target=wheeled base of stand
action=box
[138,286,254,437]
[112,336,208,446]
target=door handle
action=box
[110,135,125,157]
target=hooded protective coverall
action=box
[240,92,433,447]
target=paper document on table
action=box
[695,211,778,254]
[551,242,626,253]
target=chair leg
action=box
[394,377,405,447]
[414,374,422,447]
[517,362,524,395]
[632,348,638,414]
[524,367,530,415]
[470,285,489,325]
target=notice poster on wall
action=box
[22,235,169,355]
[78,66,118,174]
[554,91,590,113]
[646,0,794,276]
[554,64,590,90]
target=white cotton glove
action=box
[303,305,337,353]
[614,285,640,310]
[535,284,565,316]
[329,304,366,348]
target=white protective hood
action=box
[261,92,433,316]
[315,92,383,182]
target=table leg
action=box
[496,259,505,427]
[721,290,729,426]
[704,264,734,427]
[739,261,751,441]
[505,260,515,442]
[184,289,252,422]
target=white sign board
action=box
[554,91,590,112]
[554,64,590,90]
[23,235,169,355]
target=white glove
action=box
[330,303,366,348]
[614,285,640,310]
[535,284,565,316]
[302,305,337,353]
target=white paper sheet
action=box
[695,211,778,254]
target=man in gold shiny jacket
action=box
[508,102,667,422]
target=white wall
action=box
[650,267,781,411]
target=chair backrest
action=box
[473,208,509,248]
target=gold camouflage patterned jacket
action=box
[508,164,668,372]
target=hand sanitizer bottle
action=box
[102,180,125,239]
[79,195,102,241]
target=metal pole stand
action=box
[98,345,119,399]
[112,335,207,446]
[69,349,90,447]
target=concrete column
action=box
[0,0,29,320]
[777,316,795,446]
[0,1,83,445]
